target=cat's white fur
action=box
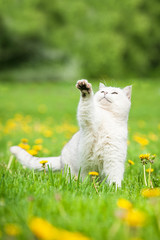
[10,79,132,187]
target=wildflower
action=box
[141,188,160,198]
[39,160,48,169]
[133,135,149,147]
[21,138,28,143]
[14,113,23,121]
[128,160,134,165]
[43,129,53,138]
[117,198,133,210]
[4,119,16,134]
[55,123,78,134]
[89,172,99,176]
[18,143,30,151]
[21,124,32,134]
[60,230,91,240]
[139,154,150,186]
[39,160,48,165]
[146,168,154,173]
[123,209,146,227]
[139,153,155,164]
[27,149,38,156]
[139,153,156,187]
[139,154,150,161]
[29,217,59,240]
[4,223,21,236]
[89,172,99,194]
[33,145,42,151]
[149,154,156,163]
[148,133,158,141]
[35,138,43,144]
[29,217,91,240]
[42,148,50,154]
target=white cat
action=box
[10,79,132,187]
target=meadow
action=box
[0,79,160,240]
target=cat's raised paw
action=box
[76,79,92,96]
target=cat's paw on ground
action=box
[76,79,92,96]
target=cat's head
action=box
[94,83,132,119]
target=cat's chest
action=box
[83,128,113,160]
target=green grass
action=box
[0,79,160,240]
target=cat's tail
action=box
[10,146,61,171]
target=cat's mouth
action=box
[100,97,112,103]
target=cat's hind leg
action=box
[10,146,61,171]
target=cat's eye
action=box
[101,91,108,94]
[111,92,118,94]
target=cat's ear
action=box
[99,83,105,89]
[123,85,132,100]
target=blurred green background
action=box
[0,0,160,82]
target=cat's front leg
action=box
[76,79,94,129]
[103,162,124,188]
[76,79,92,97]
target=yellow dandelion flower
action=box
[4,119,17,133]
[4,223,21,236]
[33,145,42,151]
[18,143,30,150]
[124,209,146,227]
[29,217,91,240]
[43,129,53,138]
[27,149,38,156]
[127,140,130,145]
[42,148,50,154]
[21,138,28,143]
[55,123,78,134]
[133,135,149,147]
[21,124,32,134]
[14,113,23,121]
[128,160,135,165]
[148,133,158,141]
[117,198,133,210]
[150,154,156,160]
[146,168,154,173]
[139,154,150,160]
[35,138,43,144]
[39,160,48,165]
[141,188,160,198]
[60,229,91,240]
[29,217,59,240]
[89,171,99,176]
